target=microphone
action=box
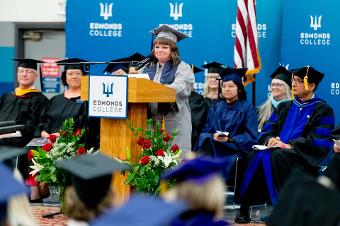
[135,55,155,70]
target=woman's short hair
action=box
[162,175,226,219]
[152,37,180,65]
[64,185,113,222]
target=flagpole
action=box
[252,77,256,106]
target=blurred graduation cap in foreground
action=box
[190,64,203,75]
[152,25,188,43]
[269,169,340,226]
[12,58,45,70]
[162,156,233,184]
[270,66,292,89]
[202,62,225,74]
[90,194,187,226]
[56,153,130,209]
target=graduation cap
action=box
[12,58,45,70]
[219,67,247,84]
[56,58,89,72]
[0,145,26,162]
[0,162,27,221]
[56,153,130,209]
[104,53,146,74]
[90,194,187,226]
[190,65,203,74]
[202,62,224,74]
[292,66,324,90]
[152,25,188,43]
[162,156,232,184]
[270,66,292,89]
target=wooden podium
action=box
[81,76,176,204]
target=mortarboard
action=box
[103,62,129,74]
[56,153,130,209]
[104,53,146,73]
[90,194,187,226]
[0,145,26,162]
[269,169,340,226]
[0,162,27,221]
[190,65,203,74]
[202,62,224,74]
[56,58,89,72]
[162,156,232,184]
[152,25,188,43]
[0,162,27,203]
[270,66,292,89]
[292,66,324,90]
[12,58,45,70]
[219,67,247,84]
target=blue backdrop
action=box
[66,0,339,123]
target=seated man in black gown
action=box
[234,66,335,224]
[0,59,48,147]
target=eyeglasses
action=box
[271,83,284,88]
[17,69,36,75]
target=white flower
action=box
[29,159,44,176]
[157,152,178,168]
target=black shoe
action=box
[235,211,251,224]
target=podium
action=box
[81,76,176,204]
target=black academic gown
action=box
[268,169,340,226]
[189,91,208,148]
[36,94,86,135]
[236,97,335,206]
[0,92,48,147]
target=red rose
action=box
[171,144,179,153]
[136,137,145,145]
[142,139,151,149]
[140,156,150,165]
[48,134,57,143]
[77,146,86,156]
[27,149,34,161]
[155,149,165,156]
[73,128,82,136]
[163,133,171,142]
[42,143,53,152]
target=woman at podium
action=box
[141,25,195,152]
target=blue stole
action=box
[142,61,179,84]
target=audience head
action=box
[56,153,130,222]
[270,66,292,101]
[57,58,87,87]
[151,25,188,65]
[104,52,145,75]
[291,66,324,98]
[220,67,247,102]
[202,62,224,98]
[12,58,44,89]
[161,156,230,219]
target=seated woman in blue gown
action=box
[193,68,258,163]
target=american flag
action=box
[234,0,261,85]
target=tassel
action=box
[304,66,310,91]
[161,114,165,131]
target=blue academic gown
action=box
[171,210,230,226]
[194,100,258,159]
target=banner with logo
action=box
[281,0,340,123]
[88,75,128,118]
[66,0,284,104]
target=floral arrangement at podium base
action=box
[29,118,94,211]
[125,119,182,194]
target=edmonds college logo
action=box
[100,2,113,20]
[103,83,114,97]
[300,14,330,46]
[310,15,322,31]
[169,2,183,21]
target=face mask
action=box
[271,98,288,108]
